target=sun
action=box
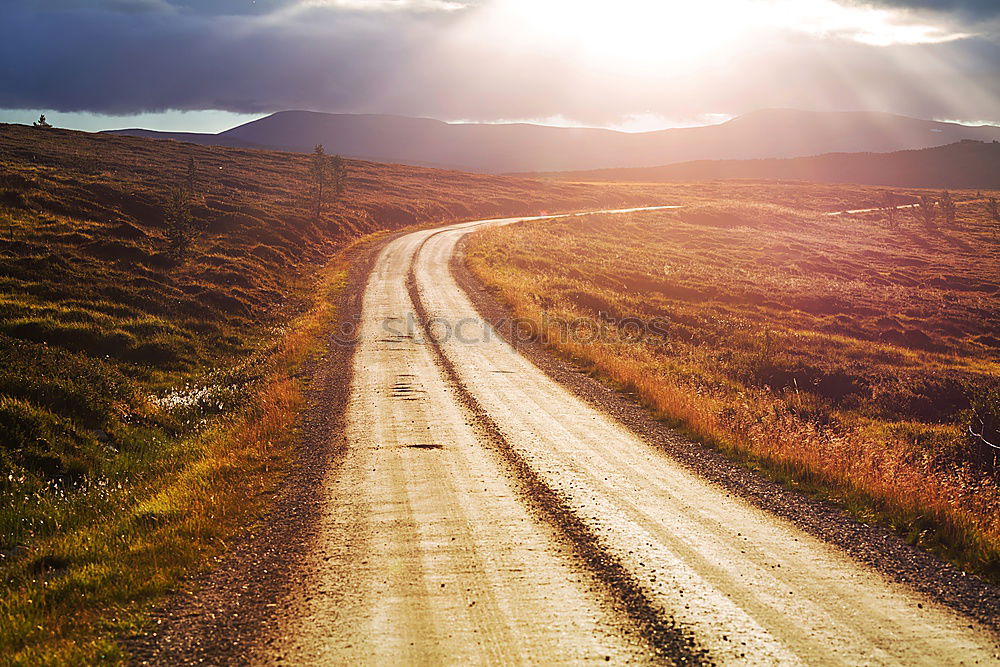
[476,0,967,77]
[490,0,760,72]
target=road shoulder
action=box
[123,235,387,665]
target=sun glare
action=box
[483,0,970,73]
[494,0,753,70]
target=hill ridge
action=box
[105,109,1000,173]
[533,140,1000,189]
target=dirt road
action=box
[265,211,1000,665]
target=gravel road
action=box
[266,212,999,665]
[130,210,1000,666]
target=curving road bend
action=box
[267,210,1000,665]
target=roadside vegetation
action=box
[0,123,655,664]
[467,186,1000,581]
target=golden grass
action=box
[0,253,346,665]
[467,193,1000,579]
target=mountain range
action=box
[535,140,1000,189]
[108,109,1000,174]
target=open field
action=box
[0,124,660,663]
[467,184,1000,580]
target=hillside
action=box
[0,121,651,508]
[108,109,1000,173]
[0,123,657,662]
[538,140,1000,189]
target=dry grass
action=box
[468,185,1000,580]
[0,124,670,663]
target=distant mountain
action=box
[534,140,1000,189]
[107,109,1000,173]
[108,128,257,149]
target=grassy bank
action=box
[0,251,348,664]
[467,186,1000,580]
[0,124,660,663]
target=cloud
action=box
[23,0,176,12]
[103,0,175,13]
[1,0,997,126]
[855,1,1000,21]
[23,0,296,15]
[296,0,468,11]
[0,2,461,114]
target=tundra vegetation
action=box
[468,186,1000,581]
[0,123,655,664]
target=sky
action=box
[1,0,998,133]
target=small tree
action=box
[309,146,348,221]
[310,144,328,221]
[330,154,347,204]
[186,156,197,197]
[915,194,936,229]
[33,114,52,129]
[165,187,195,261]
[881,190,900,228]
[988,197,1000,238]
[940,191,956,227]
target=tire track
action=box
[406,232,711,666]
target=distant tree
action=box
[186,155,197,197]
[165,186,196,261]
[939,191,957,227]
[309,146,347,221]
[33,114,52,129]
[330,154,347,204]
[310,144,328,221]
[915,194,936,229]
[881,190,900,228]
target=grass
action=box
[467,184,1000,581]
[0,256,343,665]
[0,123,667,663]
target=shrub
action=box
[940,191,956,226]
[966,380,1000,472]
[915,194,936,228]
[164,186,196,261]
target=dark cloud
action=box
[168,0,294,15]
[1,1,998,125]
[22,0,292,15]
[0,3,451,114]
[856,1,1000,20]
